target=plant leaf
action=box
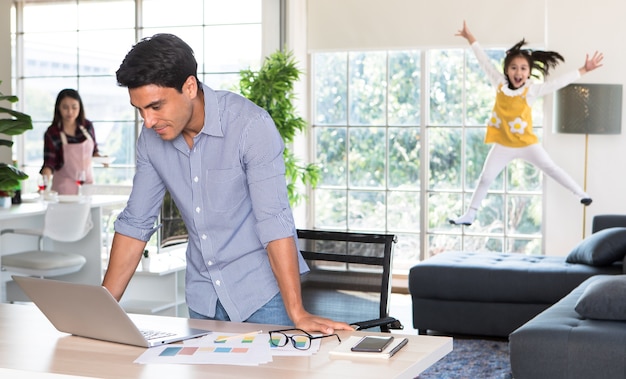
[0,164,29,191]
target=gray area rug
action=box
[418,337,512,379]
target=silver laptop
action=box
[12,275,211,347]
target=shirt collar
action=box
[199,83,223,138]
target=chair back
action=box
[296,229,397,330]
[43,202,93,242]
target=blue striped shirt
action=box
[114,84,308,322]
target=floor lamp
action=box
[555,83,622,238]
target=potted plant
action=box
[0,81,32,207]
[239,49,320,206]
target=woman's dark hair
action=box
[504,39,564,81]
[52,89,85,127]
[116,34,199,92]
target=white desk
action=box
[121,246,187,317]
[0,195,128,301]
[0,303,452,379]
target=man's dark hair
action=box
[116,34,199,92]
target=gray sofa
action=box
[408,214,626,337]
[510,274,626,379]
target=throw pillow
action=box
[565,227,626,266]
[575,276,626,320]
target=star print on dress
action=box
[508,117,528,134]
[488,112,501,128]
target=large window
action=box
[12,0,264,194]
[312,48,543,272]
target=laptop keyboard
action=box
[140,329,177,340]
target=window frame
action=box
[310,47,544,273]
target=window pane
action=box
[388,192,419,231]
[507,238,542,255]
[23,2,77,32]
[314,189,347,229]
[348,191,385,231]
[388,127,420,189]
[473,193,505,230]
[78,1,135,30]
[91,121,136,166]
[429,192,461,231]
[23,32,78,78]
[393,232,420,270]
[506,195,542,235]
[93,166,135,185]
[464,235,503,252]
[316,127,346,186]
[429,49,463,126]
[78,76,134,122]
[388,51,420,126]
[203,73,240,91]
[507,159,541,192]
[348,127,385,188]
[428,127,461,190]
[24,121,49,168]
[428,233,460,256]
[204,24,261,73]
[204,0,262,24]
[310,46,545,265]
[23,77,79,122]
[143,0,204,27]
[349,52,386,126]
[314,53,347,125]
[79,29,136,76]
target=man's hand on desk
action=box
[293,312,354,334]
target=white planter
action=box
[0,196,12,209]
[141,257,151,271]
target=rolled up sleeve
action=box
[243,114,296,246]
[114,131,167,242]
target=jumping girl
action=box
[449,21,604,226]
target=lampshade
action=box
[554,83,622,135]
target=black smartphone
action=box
[350,336,395,352]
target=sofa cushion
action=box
[510,275,626,379]
[408,251,621,304]
[566,227,626,266]
[575,275,626,320]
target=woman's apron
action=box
[51,125,95,195]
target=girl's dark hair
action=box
[504,39,564,80]
[116,33,199,92]
[52,89,85,126]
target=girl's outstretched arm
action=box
[455,20,476,44]
[579,51,604,75]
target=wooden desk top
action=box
[0,303,451,379]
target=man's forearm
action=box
[266,236,307,323]
[102,233,147,301]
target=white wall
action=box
[305,0,626,256]
[544,0,626,254]
[307,0,545,50]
